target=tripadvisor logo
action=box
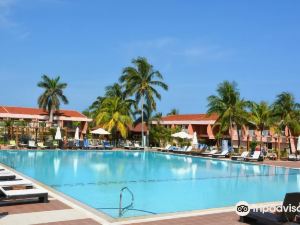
[235,201,250,216]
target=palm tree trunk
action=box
[260,129,263,150]
[237,126,241,151]
[287,127,293,155]
[229,117,233,150]
[141,97,144,147]
[49,108,54,123]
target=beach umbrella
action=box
[55,127,62,140]
[192,132,198,148]
[297,136,300,151]
[91,128,111,135]
[74,127,80,140]
[171,131,192,139]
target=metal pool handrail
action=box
[119,186,134,217]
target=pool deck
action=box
[1,152,300,225]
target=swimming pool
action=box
[0,150,300,218]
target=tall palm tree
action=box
[249,101,273,149]
[105,83,127,99]
[120,57,168,146]
[207,81,249,149]
[167,108,179,116]
[37,75,68,123]
[272,92,300,153]
[95,97,133,142]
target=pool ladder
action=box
[119,187,134,217]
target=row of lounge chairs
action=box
[5,139,114,150]
[0,166,48,206]
[124,143,145,150]
[157,145,265,161]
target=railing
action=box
[119,187,134,217]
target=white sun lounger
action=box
[212,150,229,158]
[245,151,262,161]
[0,171,16,180]
[0,186,48,203]
[0,179,32,187]
[158,144,171,151]
[186,146,192,152]
[201,149,218,156]
[231,151,249,160]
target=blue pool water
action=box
[0,150,300,218]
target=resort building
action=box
[0,106,92,140]
[153,113,294,150]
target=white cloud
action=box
[0,0,16,28]
[121,37,234,63]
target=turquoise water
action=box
[0,150,300,218]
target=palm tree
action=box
[37,75,68,123]
[207,81,249,149]
[249,101,273,150]
[120,57,168,146]
[272,92,300,153]
[167,108,179,116]
[95,97,133,142]
[105,83,128,99]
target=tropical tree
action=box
[37,75,68,123]
[272,92,300,153]
[249,101,273,149]
[167,108,179,116]
[207,81,249,149]
[120,57,168,146]
[95,97,133,143]
[105,83,128,99]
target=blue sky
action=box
[0,0,299,114]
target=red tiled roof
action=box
[161,113,218,121]
[129,123,148,133]
[0,106,87,118]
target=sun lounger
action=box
[173,146,187,154]
[244,151,262,161]
[0,179,32,187]
[200,149,218,157]
[37,142,48,149]
[7,140,16,149]
[0,172,16,181]
[53,140,59,148]
[186,146,192,152]
[0,186,48,203]
[267,152,277,160]
[241,192,300,224]
[231,151,249,160]
[288,154,300,161]
[160,144,172,152]
[134,143,144,150]
[103,141,113,150]
[158,144,171,151]
[212,150,229,158]
[28,140,37,149]
[168,146,179,152]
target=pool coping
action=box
[0,149,297,224]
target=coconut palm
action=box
[167,108,179,116]
[105,83,128,99]
[37,75,68,123]
[207,81,249,149]
[272,92,300,153]
[249,101,273,149]
[120,57,168,146]
[95,97,133,141]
